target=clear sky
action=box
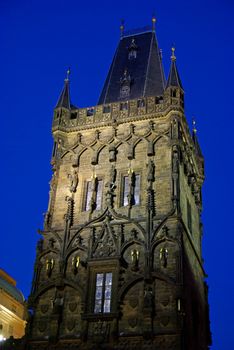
[1,1,234,349]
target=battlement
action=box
[53,92,184,131]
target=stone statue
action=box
[69,169,78,193]
[147,159,155,182]
[72,256,80,274]
[172,150,179,173]
[160,247,168,268]
[131,249,139,271]
[46,258,54,277]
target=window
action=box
[128,49,137,60]
[87,107,95,116]
[103,105,111,113]
[84,181,92,211]
[134,174,140,205]
[11,305,17,313]
[96,180,103,210]
[187,199,192,233]
[137,99,145,108]
[120,102,128,110]
[122,173,140,206]
[94,272,112,313]
[70,112,77,119]
[84,179,103,211]
[155,96,163,104]
[52,142,57,157]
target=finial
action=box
[192,118,197,134]
[65,67,71,81]
[120,19,125,38]
[171,46,176,61]
[152,14,156,31]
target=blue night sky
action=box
[1,0,234,348]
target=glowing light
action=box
[0,334,6,342]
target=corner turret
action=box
[55,69,71,110]
[165,47,184,109]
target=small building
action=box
[0,269,26,340]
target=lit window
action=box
[134,174,140,205]
[123,176,129,206]
[84,181,92,211]
[94,273,112,313]
[84,179,103,211]
[122,173,140,206]
[96,180,103,210]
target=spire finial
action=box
[65,67,71,81]
[192,118,197,134]
[120,19,125,38]
[152,14,156,31]
[171,46,176,61]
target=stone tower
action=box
[15,20,211,350]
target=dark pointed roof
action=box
[98,28,165,105]
[166,48,183,89]
[55,78,71,109]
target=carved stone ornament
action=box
[40,304,49,314]
[160,316,170,327]
[128,317,138,328]
[38,321,47,332]
[161,297,170,307]
[129,297,138,309]
[93,225,116,258]
[67,319,76,331]
[69,302,77,312]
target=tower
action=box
[12,20,211,350]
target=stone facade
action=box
[4,25,211,350]
[0,269,26,341]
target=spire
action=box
[98,27,165,105]
[166,46,183,90]
[192,118,202,156]
[55,68,71,109]
[152,14,156,32]
[120,19,125,39]
[192,118,197,139]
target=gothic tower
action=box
[14,19,211,350]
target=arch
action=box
[33,278,85,303]
[65,245,87,261]
[60,149,75,160]
[118,276,144,301]
[121,239,145,255]
[153,133,170,146]
[38,248,59,260]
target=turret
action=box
[165,47,184,109]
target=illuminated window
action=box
[84,181,92,211]
[122,174,140,206]
[84,179,103,211]
[96,180,103,210]
[94,273,112,313]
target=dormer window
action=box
[120,69,131,99]
[128,39,138,60]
